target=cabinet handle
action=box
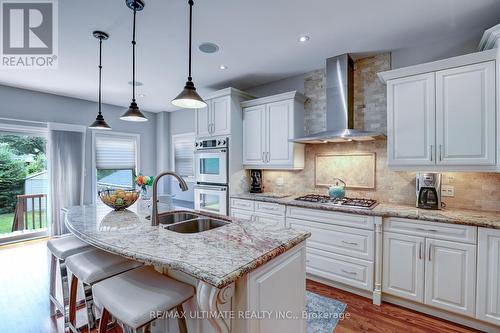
[419,242,423,260]
[430,145,433,161]
[262,152,265,163]
[342,240,359,246]
[416,228,438,232]
[428,244,432,261]
[341,269,357,275]
[439,144,443,161]
[266,152,270,163]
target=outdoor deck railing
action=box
[11,194,47,232]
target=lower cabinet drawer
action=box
[255,212,285,225]
[255,201,286,216]
[287,206,375,230]
[306,248,374,291]
[230,208,253,221]
[230,198,255,211]
[288,217,374,261]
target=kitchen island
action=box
[65,203,310,333]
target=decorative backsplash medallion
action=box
[315,153,376,189]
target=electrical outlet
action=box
[441,185,455,197]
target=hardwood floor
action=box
[0,239,485,333]
[307,280,482,333]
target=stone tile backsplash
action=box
[261,54,500,212]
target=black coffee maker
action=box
[416,173,442,209]
[250,169,263,193]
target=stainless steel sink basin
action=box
[165,218,229,234]
[146,212,199,225]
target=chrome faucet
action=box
[151,171,189,226]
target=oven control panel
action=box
[195,137,228,149]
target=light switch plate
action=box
[441,185,455,197]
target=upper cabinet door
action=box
[387,73,436,166]
[382,232,425,303]
[266,100,293,166]
[476,228,500,326]
[211,96,231,136]
[436,61,496,165]
[195,104,210,138]
[424,238,476,316]
[243,105,266,165]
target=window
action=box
[94,133,139,191]
[171,133,195,180]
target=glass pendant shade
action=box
[120,101,148,122]
[172,81,207,109]
[89,113,112,130]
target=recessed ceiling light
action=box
[138,93,146,98]
[128,81,143,86]
[219,65,228,70]
[298,35,310,43]
[199,42,219,54]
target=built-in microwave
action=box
[194,137,228,185]
[194,185,228,216]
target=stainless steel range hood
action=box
[292,54,385,144]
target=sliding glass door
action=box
[0,129,48,244]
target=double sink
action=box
[147,211,229,234]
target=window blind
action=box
[95,134,137,170]
[173,135,194,178]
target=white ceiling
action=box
[1,0,500,112]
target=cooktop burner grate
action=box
[294,194,378,209]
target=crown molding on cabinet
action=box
[240,90,306,108]
[204,87,255,101]
[378,49,497,84]
[479,23,500,51]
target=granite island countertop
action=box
[231,193,500,229]
[65,203,310,289]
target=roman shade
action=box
[95,134,137,170]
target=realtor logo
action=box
[1,0,58,68]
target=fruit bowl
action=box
[98,188,140,211]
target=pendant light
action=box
[171,0,207,109]
[121,0,148,122]
[89,31,112,130]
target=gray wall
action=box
[0,85,157,204]
[246,32,483,97]
[391,31,482,69]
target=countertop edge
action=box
[230,194,500,229]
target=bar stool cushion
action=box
[47,235,92,260]
[92,266,195,329]
[66,248,142,285]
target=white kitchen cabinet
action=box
[436,62,496,166]
[229,198,285,226]
[242,91,305,170]
[382,218,478,317]
[476,228,500,325]
[194,88,254,138]
[195,96,230,137]
[242,105,266,165]
[382,232,425,302]
[424,238,476,316]
[387,73,435,166]
[379,50,498,171]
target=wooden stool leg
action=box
[68,274,79,328]
[98,307,110,333]
[176,305,188,333]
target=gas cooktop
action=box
[294,194,378,210]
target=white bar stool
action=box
[47,235,92,328]
[93,266,195,333]
[65,247,143,333]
